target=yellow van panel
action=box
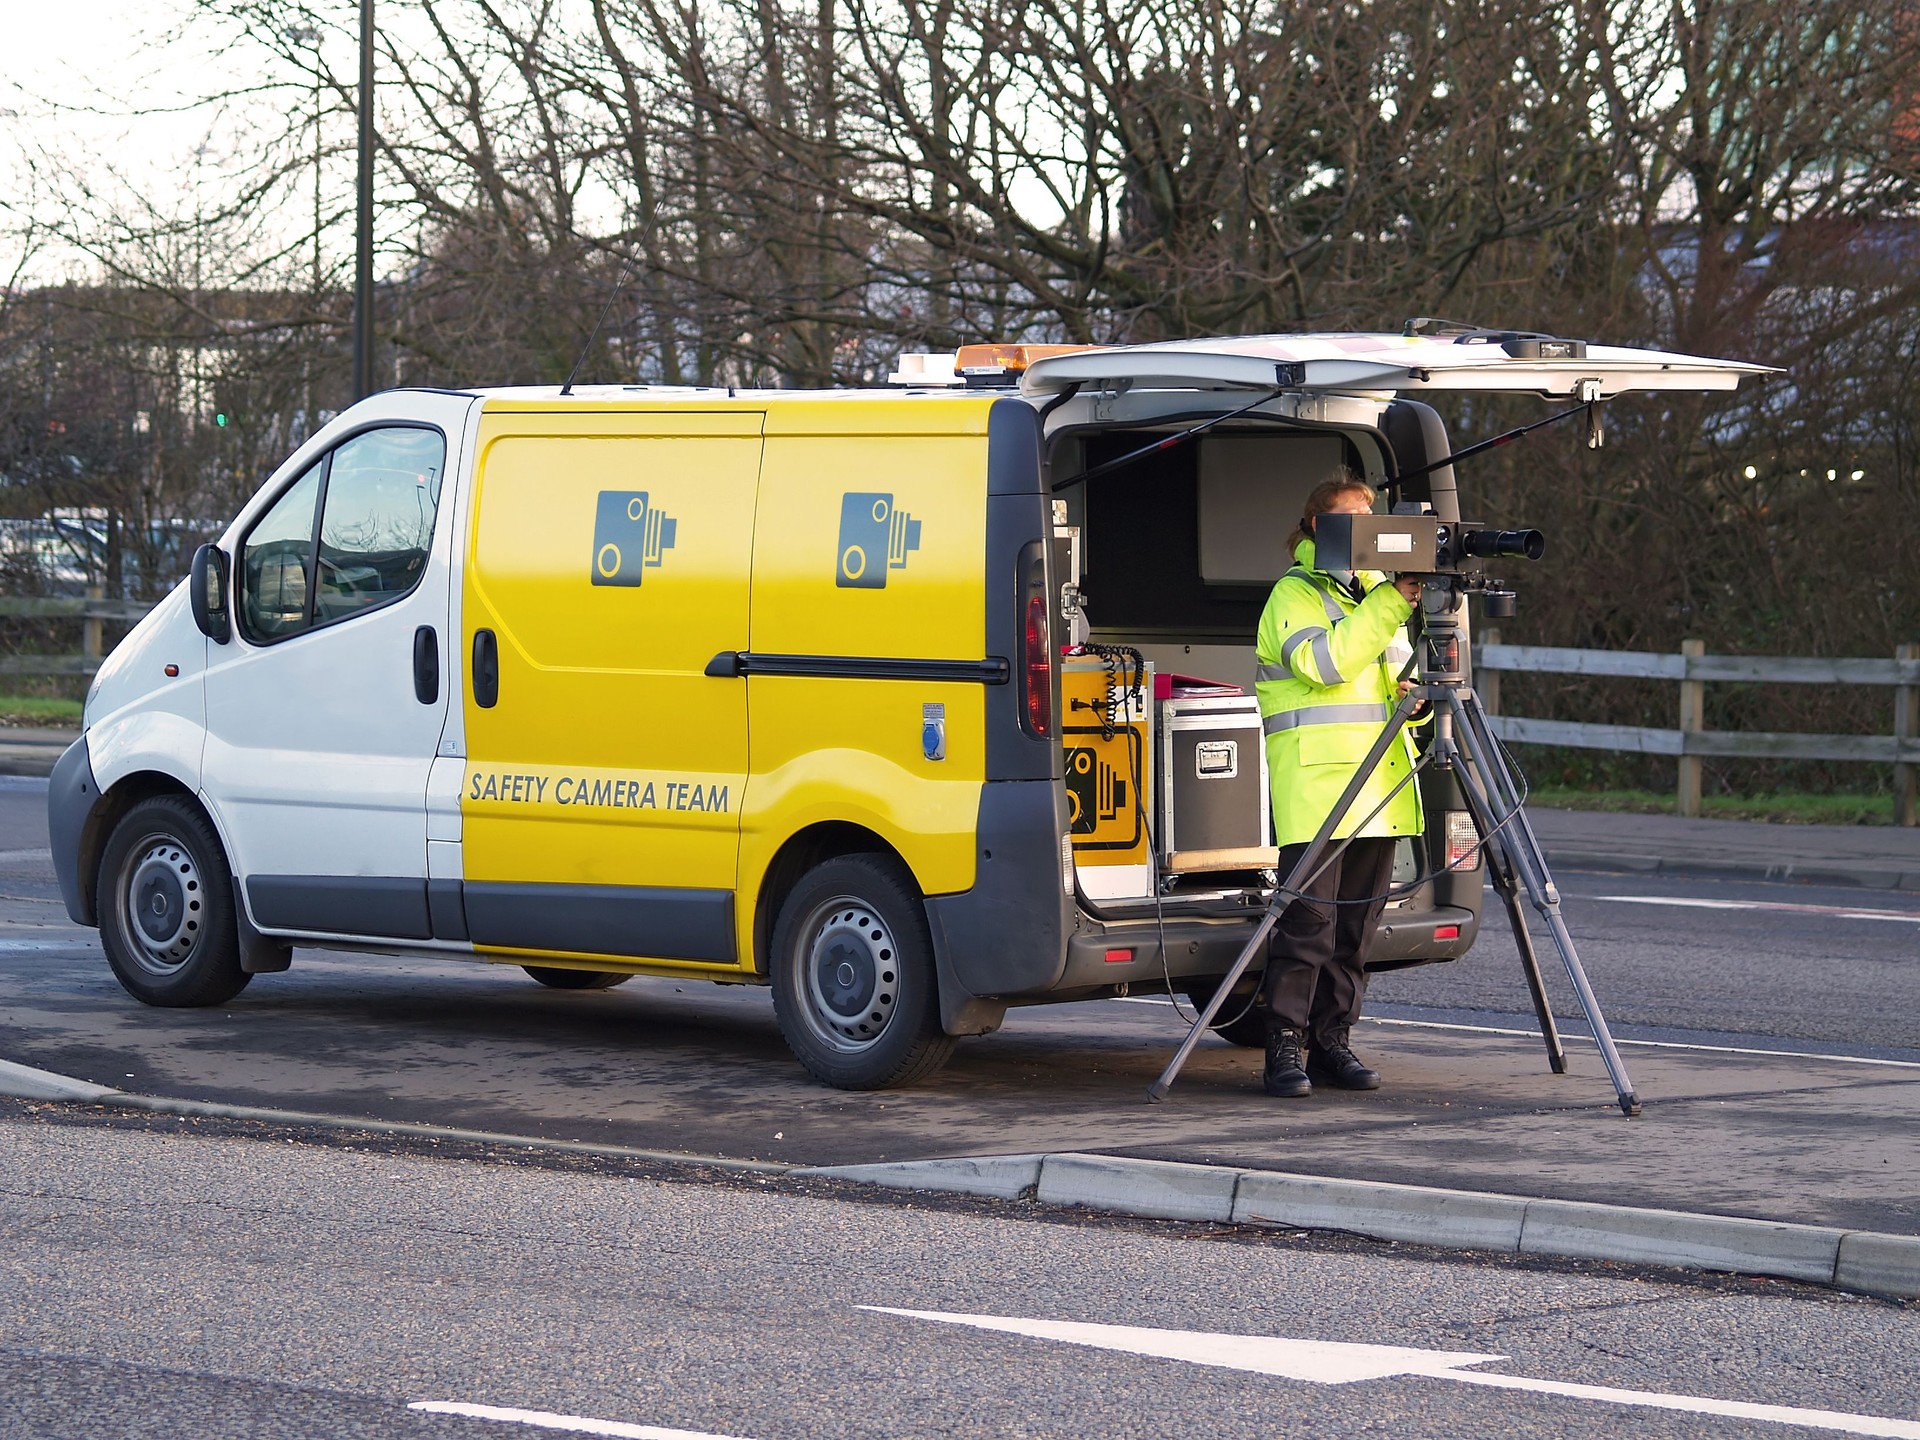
[478,402,765,433]
[739,425,993,931]
[738,677,984,910]
[751,432,988,660]
[459,399,1001,975]
[463,415,759,935]
[760,394,997,436]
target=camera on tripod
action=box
[1311,510,1544,619]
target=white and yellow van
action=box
[48,331,1763,1088]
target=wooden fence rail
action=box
[1477,635,1920,825]
[2,599,1914,824]
[0,590,153,678]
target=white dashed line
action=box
[1108,998,1920,1069]
[408,1401,755,1439]
[1594,894,1920,924]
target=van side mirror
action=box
[190,543,232,644]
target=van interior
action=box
[1046,420,1443,936]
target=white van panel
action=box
[85,586,206,794]
[426,756,464,843]
[201,393,476,921]
[1022,333,1772,398]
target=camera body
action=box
[1311,510,1544,576]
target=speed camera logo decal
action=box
[837,492,921,588]
[592,491,677,587]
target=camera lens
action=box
[1461,528,1545,561]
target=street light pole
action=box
[353,0,375,400]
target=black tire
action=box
[770,854,954,1089]
[1185,977,1268,1048]
[522,965,633,990]
[97,795,250,1008]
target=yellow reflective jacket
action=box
[1254,539,1424,847]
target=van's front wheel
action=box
[98,796,249,1008]
[771,855,954,1089]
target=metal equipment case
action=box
[1156,693,1274,873]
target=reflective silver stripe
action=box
[1311,631,1343,685]
[1277,628,1323,672]
[1254,662,1292,683]
[1261,702,1390,736]
[1286,568,1347,624]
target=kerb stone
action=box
[1037,1154,1237,1223]
[1233,1171,1527,1250]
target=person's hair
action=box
[1283,470,1375,558]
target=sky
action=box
[1,0,314,283]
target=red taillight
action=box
[1433,925,1460,941]
[1104,948,1134,964]
[1018,540,1052,738]
[1024,593,1051,736]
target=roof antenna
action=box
[560,250,638,396]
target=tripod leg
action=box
[1446,688,1641,1117]
[1147,693,1424,1103]
[1429,689,1562,1067]
[1483,828,1567,1073]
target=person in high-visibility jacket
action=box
[1252,473,1424,1097]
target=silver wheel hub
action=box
[122,840,203,974]
[801,900,899,1051]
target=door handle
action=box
[472,628,499,708]
[413,626,439,705]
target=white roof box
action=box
[1019,331,1773,400]
[888,352,961,387]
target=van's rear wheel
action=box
[771,855,954,1089]
[97,796,249,1008]
[522,966,632,990]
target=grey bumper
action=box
[48,736,101,926]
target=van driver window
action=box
[314,428,445,623]
[237,427,445,644]
[240,463,322,641]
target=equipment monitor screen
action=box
[1196,435,1354,586]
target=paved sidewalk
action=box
[1530,806,1920,890]
[0,727,75,776]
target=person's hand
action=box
[1393,576,1423,603]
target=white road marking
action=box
[0,847,51,862]
[867,1309,1920,1439]
[1361,1017,1920,1070]
[0,939,95,952]
[1594,894,1920,924]
[1110,999,1920,1069]
[408,1401,756,1439]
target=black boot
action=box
[1308,1027,1381,1090]
[1263,1026,1312,1098]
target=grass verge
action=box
[0,693,83,728]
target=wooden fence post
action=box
[1678,638,1705,817]
[1897,642,1917,828]
[1478,628,1500,714]
[82,585,103,665]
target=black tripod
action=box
[1146,601,1642,1117]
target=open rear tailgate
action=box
[1020,332,1773,399]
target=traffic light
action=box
[215,412,229,428]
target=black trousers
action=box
[1260,835,1398,1046]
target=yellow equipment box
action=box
[1062,657,1153,878]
